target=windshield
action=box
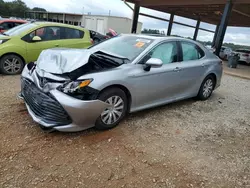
[4,23,36,36]
[89,35,153,61]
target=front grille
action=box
[21,78,72,126]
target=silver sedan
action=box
[19,34,223,132]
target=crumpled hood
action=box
[36,48,92,74]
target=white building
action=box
[26,11,143,34]
[82,15,142,34]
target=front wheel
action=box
[197,76,215,100]
[0,54,24,75]
[95,88,128,130]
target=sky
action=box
[5,0,250,45]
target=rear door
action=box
[176,41,207,97]
[60,27,91,49]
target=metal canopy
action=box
[126,0,250,27]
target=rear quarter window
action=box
[63,27,84,39]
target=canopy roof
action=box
[126,0,250,27]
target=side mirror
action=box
[32,36,42,42]
[144,58,163,71]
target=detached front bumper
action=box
[20,77,109,132]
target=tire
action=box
[95,88,128,130]
[197,75,215,100]
[0,54,25,75]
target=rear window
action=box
[62,27,84,39]
[236,50,250,53]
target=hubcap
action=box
[3,58,21,73]
[101,96,124,125]
[203,79,213,98]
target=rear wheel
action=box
[95,88,128,130]
[197,76,215,100]
[0,54,24,75]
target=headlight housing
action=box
[0,39,9,44]
[59,79,93,94]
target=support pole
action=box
[131,3,140,33]
[211,25,219,47]
[215,0,233,56]
[193,20,200,40]
[167,14,174,36]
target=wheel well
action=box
[1,52,25,64]
[207,73,217,89]
[99,85,132,111]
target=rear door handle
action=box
[173,67,181,72]
[55,44,59,47]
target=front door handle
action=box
[55,44,59,47]
[173,67,181,72]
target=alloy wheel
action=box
[3,57,22,74]
[203,79,213,98]
[101,96,124,125]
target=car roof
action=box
[32,21,80,28]
[122,34,201,44]
[0,19,27,23]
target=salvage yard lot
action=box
[0,74,249,188]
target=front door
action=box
[130,41,183,110]
[24,26,63,62]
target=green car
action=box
[0,22,92,75]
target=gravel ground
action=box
[0,74,249,188]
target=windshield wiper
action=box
[1,33,9,36]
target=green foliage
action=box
[32,7,47,12]
[141,28,165,35]
[0,0,46,18]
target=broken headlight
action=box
[59,79,93,94]
[58,79,99,100]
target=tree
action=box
[0,0,30,18]
[32,7,47,12]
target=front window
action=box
[28,26,61,41]
[4,23,36,36]
[150,42,178,64]
[89,35,153,61]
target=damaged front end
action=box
[19,48,127,132]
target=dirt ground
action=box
[0,74,249,188]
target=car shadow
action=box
[53,97,199,137]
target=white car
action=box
[220,46,232,60]
[235,49,250,64]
